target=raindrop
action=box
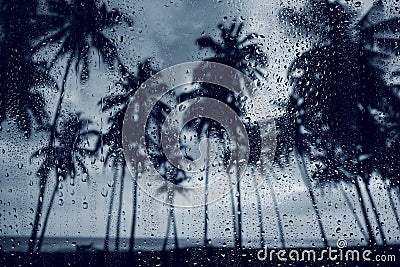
[81,173,88,182]
[101,188,108,197]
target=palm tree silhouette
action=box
[35,0,131,77]
[0,0,56,138]
[359,1,400,232]
[195,20,267,248]
[98,59,158,252]
[158,180,188,252]
[145,94,191,252]
[29,112,98,254]
[278,0,373,247]
[27,0,130,254]
[260,167,286,247]
[278,0,400,247]
[34,0,131,154]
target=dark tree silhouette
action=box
[0,0,56,138]
[261,167,286,247]
[146,91,191,252]
[27,0,130,255]
[98,59,158,252]
[359,1,400,233]
[29,112,98,253]
[34,0,131,153]
[35,0,131,78]
[278,0,400,247]
[195,20,267,248]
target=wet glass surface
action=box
[0,0,399,266]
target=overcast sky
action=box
[2,0,399,252]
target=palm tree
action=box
[278,2,366,246]
[278,0,400,247]
[0,0,56,138]
[34,0,131,147]
[99,59,158,252]
[195,20,268,248]
[29,113,98,253]
[159,181,187,251]
[33,0,131,139]
[35,0,131,76]
[360,0,400,230]
[0,0,70,256]
[27,0,130,254]
[97,102,128,252]
[146,97,191,252]
[261,167,286,247]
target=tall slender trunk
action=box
[385,184,400,231]
[339,183,368,241]
[236,166,243,248]
[203,132,210,247]
[28,54,73,255]
[227,172,238,247]
[261,167,285,248]
[162,208,172,251]
[397,185,400,206]
[253,168,266,248]
[115,165,125,251]
[104,168,119,251]
[354,178,376,247]
[365,178,386,246]
[172,205,179,249]
[294,149,328,247]
[36,180,59,253]
[128,166,138,253]
[28,171,49,255]
[163,191,179,250]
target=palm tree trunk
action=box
[261,167,285,248]
[115,165,125,251]
[294,149,328,247]
[203,132,210,247]
[236,166,243,248]
[162,208,172,251]
[354,178,376,247]
[104,168,119,251]
[128,166,138,253]
[365,179,386,246]
[385,184,400,231]
[162,191,178,250]
[396,185,400,207]
[172,205,179,249]
[339,183,369,241]
[36,180,59,253]
[28,172,49,255]
[227,172,238,248]
[253,168,266,248]
[28,54,73,255]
